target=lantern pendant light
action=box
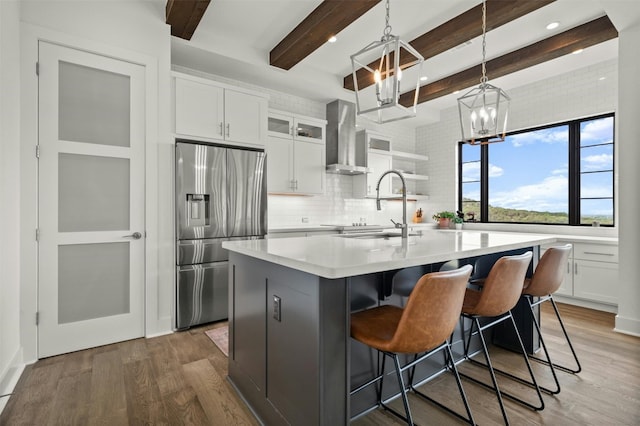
[350,0,424,124]
[457,0,510,145]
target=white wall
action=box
[615,21,640,336]
[416,59,619,238]
[18,0,173,363]
[0,0,24,411]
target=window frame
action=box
[458,112,615,227]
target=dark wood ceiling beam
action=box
[398,15,618,107]
[166,0,211,40]
[344,0,555,91]
[270,0,381,70]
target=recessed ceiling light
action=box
[599,76,606,81]
[420,76,428,82]
[572,48,584,55]
[546,21,560,30]
[328,36,337,43]
[453,90,460,95]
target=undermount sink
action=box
[338,232,419,239]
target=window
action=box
[459,113,614,226]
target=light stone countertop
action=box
[223,229,559,279]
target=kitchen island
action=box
[222,230,557,425]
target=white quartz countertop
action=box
[223,230,559,279]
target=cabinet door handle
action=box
[583,251,614,256]
[567,262,570,274]
[219,122,223,136]
[294,180,298,190]
[226,123,230,137]
[290,125,294,136]
[574,263,578,274]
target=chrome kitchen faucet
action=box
[376,170,408,239]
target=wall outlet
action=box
[301,217,309,223]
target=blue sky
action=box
[462,117,613,217]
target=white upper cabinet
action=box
[268,111,326,144]
[266,110,326,195]
[173,72,268,147]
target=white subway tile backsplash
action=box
[175,60,617,228]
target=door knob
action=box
[123,232,142,239]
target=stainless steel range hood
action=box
[325,99,370,175]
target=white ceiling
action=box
[171,0,621,127]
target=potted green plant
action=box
[432,211,455,229]
[454,216,464,230]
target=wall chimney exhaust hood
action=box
[325,99,370,175]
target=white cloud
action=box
[462,162,503,181]
[462,162,479,181]
[508,128,568,147]
[490,175,568,213]
[582,153,613,171]
[581,184,612,198]
[581,118,613,144]
[489,163,503,177]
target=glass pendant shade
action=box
[350,23,423,123]
[457,82,510,144]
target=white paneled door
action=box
[37,41,145,358]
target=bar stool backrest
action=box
[389,265,473,354]
[468,252,533,317]
[523,244,572,297]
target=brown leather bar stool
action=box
[471,245,581,395]
[459,251,544,425]
[350,265,475,425]
[520,244,581,393]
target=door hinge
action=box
[35,228,40,241]
[35,312,39,325]
[36,145,40,158]
[36,62,39,76]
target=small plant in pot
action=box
[432,211,456,229]
[454,216,464,229]
[454,210,465,229]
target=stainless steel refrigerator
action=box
[175,140,267,329]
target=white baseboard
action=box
[614,314,640,337]
[146,315,173,338]
[0,347,25,416]
[553,295,617,313]
[146,329,174,339]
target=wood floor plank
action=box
[182,358,257,426]
[49,370,92,426]
[123,358,170,425]
[1,302,638,425]
[87,349,128,425]
[162,388,210,425]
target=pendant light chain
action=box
[383,0,392,40]
[481,0,488,86]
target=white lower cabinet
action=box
[543,241,619,308]
[573,259,618,305]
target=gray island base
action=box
[223,230,557,425]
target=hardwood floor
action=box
[1,303,638,425]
